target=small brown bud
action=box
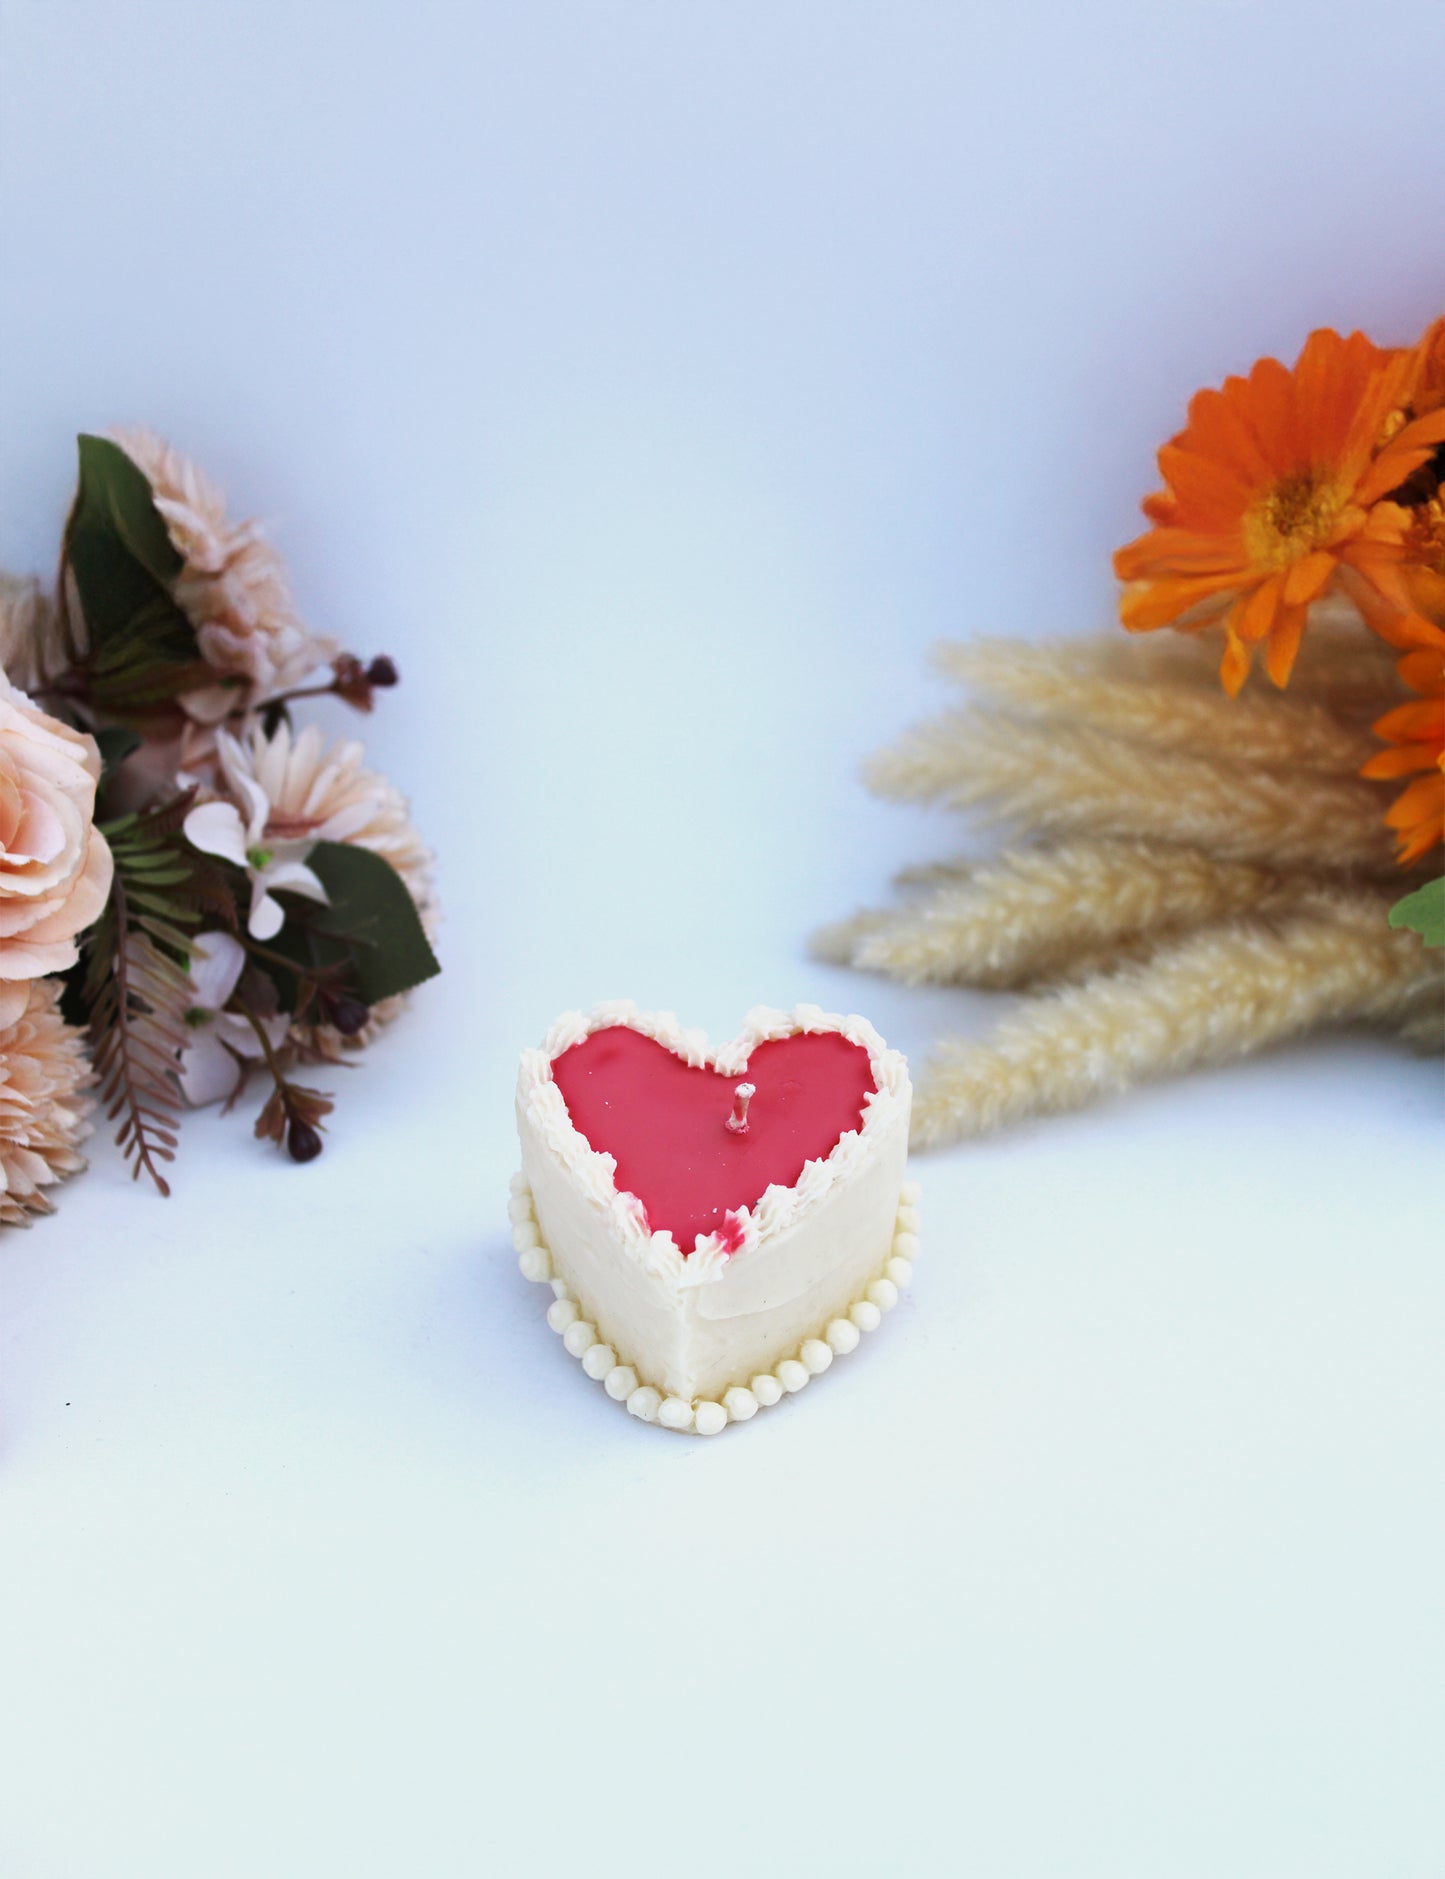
[287,1117,324,1163]
[330,996,370,1037]
[331,653,374,712]
[365,655,399,688]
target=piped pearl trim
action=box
[510,1173,920,1434]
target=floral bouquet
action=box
[817,314,1443,1146]
[0,432,438,1222]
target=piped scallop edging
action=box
[509,1174,921,1434]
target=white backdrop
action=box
[1,4,1442,1874]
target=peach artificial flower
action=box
[1362,648,1444,864]
[0,671,113,979]
[112,429,338,725]
[183,730,328,941]
[1115,327,1445,695]
[224,720,438,1059]
[238,720,437,936]
[0,978,94,1227]
[178,929,289,1107]
[0,573,66,696]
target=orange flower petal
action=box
[1220,627,1252,697]
[1232,573,1283,647]
[1356,406,1445,504]
[1241,355,1298,469]
[1114,527,1247,579]
[1373,699,1445,743]
[1118,580,1239,631]
[1398,649,1445,695]
[1361,744,1441,780]
[1155,443,1255,523]
[1264,602,1309,688]
[1281,549,1337,606]
[1180,385,1276,486]
[1395,814,1444,864]
[1384,771,1445,829]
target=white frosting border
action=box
[515,1000,911,1289]
[509,1171,922,1434]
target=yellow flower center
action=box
[1241,471,1347,568]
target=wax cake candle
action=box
[511,1002,919,1434]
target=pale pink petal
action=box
[7,828,115,947]
[6,790,67,865]
[184,800,249,867]
[0,982,31,1027]
[0,935,80,978]
[188,929,246,1010]
[179,1025,245,1107]
[215,730,270,841]
[264,858,328,905]
[248,883,285,941]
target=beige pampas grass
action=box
[843,841,1326,990]
[815,627,1442,1148]
[909,893,1433,1145]
[933,638,1380,771]
[864,707,1397,871]
[0,981,94,1226]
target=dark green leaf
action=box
[294,841,441,1005]
[64,435,202,711]
[93,725,143,777]
[1388,876,1445,949]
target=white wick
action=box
[726,1083,756,1134]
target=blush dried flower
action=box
[112,429,338,723]
[216,721,437,1059]
[0,573,67,696]
[240,720,437,933]
[0,979,94,1227]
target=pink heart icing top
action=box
[550,1024,877,1253]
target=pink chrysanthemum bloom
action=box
[0,979,94,1227]
[226,722,437,1057]
[112,429,338,724]
[241,721,437,934]
[0,573,67,696]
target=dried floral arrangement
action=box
[816,316,1444,1149]
[0,432,438,1222]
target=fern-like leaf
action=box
[79,792,238,1195]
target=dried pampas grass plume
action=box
[0,981,94,1226]
[819,840,1331,991]
[814,627,1442,1148]
[863,703,1396,871]
[910,892,1433,1145]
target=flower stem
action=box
[234,997,288,1090]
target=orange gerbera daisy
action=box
[1411,314,1445,418]
[1115,327,1445,696]
[1362,647,1445,863]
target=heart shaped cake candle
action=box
[512,1003,918,1433]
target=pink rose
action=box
[0,673,113,980]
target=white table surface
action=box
[1,4,1441,1874]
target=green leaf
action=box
[295,841,440,1005]
[93,725,142,777]
[1388,876,1445,948]
[64,435,202,712]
